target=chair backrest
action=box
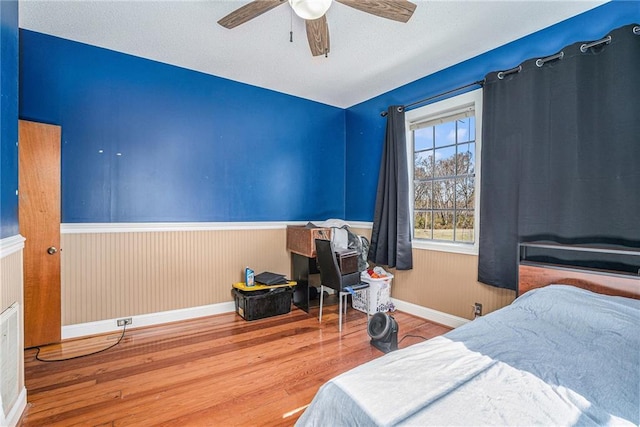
[315,239,342,291]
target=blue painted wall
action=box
[344,1,640,221]
[17,2,639,226]
[0,0,19,238]
[19,31,346,223]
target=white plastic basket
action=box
[352,272,394,314]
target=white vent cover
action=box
[0,303,19,420]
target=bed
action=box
[296,262,640,426]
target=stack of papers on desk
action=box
[255,272,289,285]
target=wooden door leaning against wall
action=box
[19,120,62,348]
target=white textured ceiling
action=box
[19,0,606,108]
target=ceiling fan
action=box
[218,0,417,57]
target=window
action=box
[405,89,482,254]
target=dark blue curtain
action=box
[478,24,640,290]
[368,106,413,270]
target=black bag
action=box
[344,226,370,272]
[254,272,288,285]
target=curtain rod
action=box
[380,80,484,117]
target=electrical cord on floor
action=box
[33,323,128,362]
[398,334,428,345]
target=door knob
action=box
[47,246,57,255]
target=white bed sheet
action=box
[296,285,640,426]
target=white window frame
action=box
[405,88,483,255]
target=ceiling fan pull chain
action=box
[290,8,293,42]
[324,19,329,57]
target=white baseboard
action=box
[2,387,26,427]
[61,297,466,339]
[391,298,469,329]
[62,301,236,340]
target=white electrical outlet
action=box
[117,318,132,327]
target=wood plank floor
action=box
[20,304,451,426]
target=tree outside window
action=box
[413,116,475,243]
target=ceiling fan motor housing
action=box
[367,312,398,353]
[289,0,332,20]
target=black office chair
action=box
[315,239,370,332]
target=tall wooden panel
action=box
[19,120,61,348]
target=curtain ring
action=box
[497,65,522,80]
[536,51,564,67]
[580,35,612,53]
[380,107,403,116]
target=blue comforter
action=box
[296,285,640,426]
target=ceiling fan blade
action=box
[335,0,417,23]
[306,16,330,57]
[218,0,287,29]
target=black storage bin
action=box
[232,287,293,321]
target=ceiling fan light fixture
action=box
[289,0,332,20]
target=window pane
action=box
[414,181,432,209]
[455,177,475,209]
[414,211,432,239]
[432,179,455,209]
[409,91,479,246]
[414,150,433,179]
[456,143,475,175]
[414,127,433,151]
[433,211,454,241]
[457,117,473,143]
[455,211,475,243]
[433,146,456,178]
[434,121,456,148]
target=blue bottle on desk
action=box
[245,267,255,287]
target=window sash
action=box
[405,88,482,255]
[411,108,475,245]
[408,107,474,131]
